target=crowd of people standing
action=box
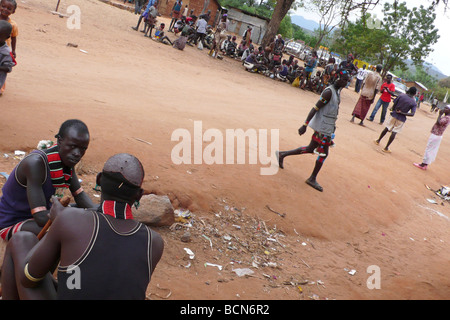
[128,1,449,174]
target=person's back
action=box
[280,64,288,77]
[361,71,381,100]
[196,18,207,34]
[245,52,257,64]
[56,209,154,299]
[392,92,417,122]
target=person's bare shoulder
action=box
[51,204,95,238]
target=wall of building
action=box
[158,0,221,25]
[226,8,268,45]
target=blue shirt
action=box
[173,1,182,11]
[305,57,317,73]
[143,0,157,14]
[280,65,288,76]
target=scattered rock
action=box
[133,194,175,227]
[181,231,191,242]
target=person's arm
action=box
[18,154,51,227]
[69,170,95,208]
[148,228,164,275]
[371,88,379,103]
[11,37,16,58]
[435,110,445,124]
[0,53,14,72]
[298,88,332,135]
[20,197,65,288]
[404,104,416,117]
[0,65,12,72]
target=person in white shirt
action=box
[188,15,207,48]
[355,64,368,93]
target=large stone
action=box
[133,194,175,227]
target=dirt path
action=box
[0,0,448,300]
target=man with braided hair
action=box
[1,153,164,299]
[0,119,94,241]
[276,69,350,192]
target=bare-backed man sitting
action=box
[1,153,164,299]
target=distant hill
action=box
[405,60,448,80]
[290,15,320,32]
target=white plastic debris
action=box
[184,248,195,259]
[233,268,254,277]
[204,263,223,270]
[37,140,53,150]
[14,150,25,156]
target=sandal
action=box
[275,151,284,169]
[305,179,323,192]
[413,163,427,170]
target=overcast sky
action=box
[294,0,450,77]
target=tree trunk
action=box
[261,0,296,48]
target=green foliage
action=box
[380,2,439,74]
[278,15,294,38]
[332,1,439,77]
[218,0,300,38]
[292,24,317,47]
[218,0,275,18]
[332,13,386,62]
[431,86,449,101]
[393,64,450,101]
[438,77,450,89]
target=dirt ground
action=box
[0,0,449,301]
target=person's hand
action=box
[298,125,307,136]
[48,195,69,221]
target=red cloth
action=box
[352,96,372,120]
